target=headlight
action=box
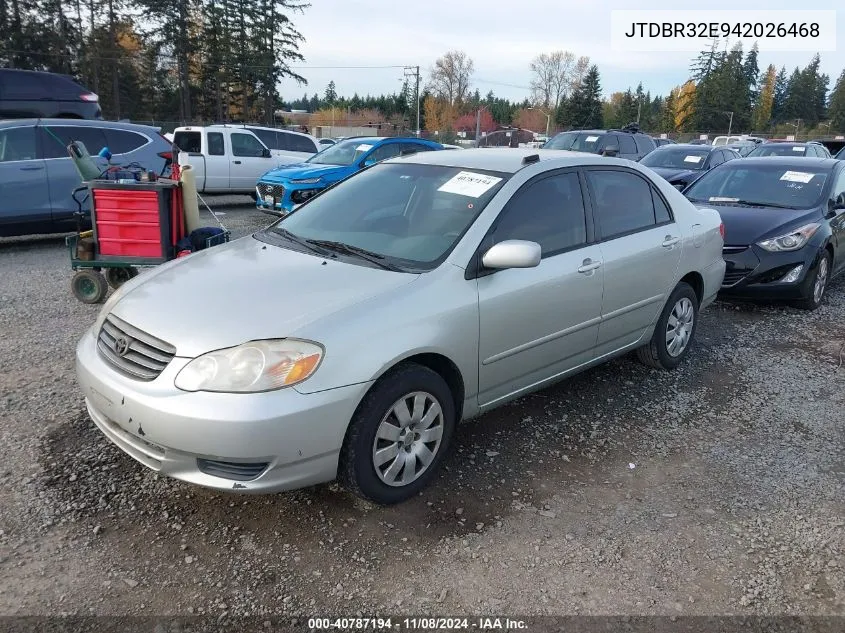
[757,223,820,252]
[175,339,323,393]
[290,177,321,184]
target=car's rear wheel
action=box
[339,363,456,504]
[796,251,831,311]
[637,282,699,370]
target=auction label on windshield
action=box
[438,171,503,198]
[684,155,703,163]
[610,10,836,52]
[780,171,815,183]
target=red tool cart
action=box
[66,176,228,303]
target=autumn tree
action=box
[674,81,696,131]
[512,108,549,134]
[428,50,474,107]
[423,95,456,133]
[753,64,777,131]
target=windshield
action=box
[306,138,377,165]
[259,163,509,270]
[748,144,806,157]
[544,132,602,153]
[685,163,829,209]
[641,147,710,170]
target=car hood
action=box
[693,203,820,246]
[260,162,351,183]
[108,236,418,357]
[649,167,699,182]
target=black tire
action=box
[71,270,108,304]
[795,251,831,311]
[105,266,138,290]
[339,363,456,505]
[637,282,699,370]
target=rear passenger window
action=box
[0,72,48,99]
[492,171,586,256]
[634,135,655,154]
[617,134,637,155]
[587,169,657,239]
[207,132,224,156]
[250,129,281,150]
[402,142,434,154]
[45,125,108,156]
[708,151,724,168]
[104,129,147,154]
[284,133,318,153]
[652,190,672,224]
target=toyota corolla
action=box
[77,148,725,504]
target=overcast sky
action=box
[278,0,843,103]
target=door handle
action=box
[232,160,242,165]
[662,236,681,248]
[577,258,602,274]
[19,165,44,171]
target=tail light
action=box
[80,92,99,103]
[158,151,172,161]
[719,222,726,239]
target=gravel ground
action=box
[0,205,843,623]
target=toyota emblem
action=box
[113,336,131,357]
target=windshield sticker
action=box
[355,144,373,152]
[780,171,814,183]
[708,196,739,202]
[585,135,599,142]
[792,146,804,152]
[684,155,703,164]
[438,171,503,198]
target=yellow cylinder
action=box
[180,164,201,234]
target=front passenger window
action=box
[491,172,586,256]
[365,143,402,164]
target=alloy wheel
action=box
[665,297,695,357]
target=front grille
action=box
[97,314,176,381]
[257,183,284,200]
[722,245,748,254]
[196,459,269,481]
[722,270,748,287]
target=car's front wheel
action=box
[339,363,456,504]
[637,282,699,370]
[796,251,831,311]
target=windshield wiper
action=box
[305,239,402,271]
[731,199,798,209]
[272,228,331,255]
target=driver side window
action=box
[831,169,845,208]
[231,132,265,157]
[491,171,587,257]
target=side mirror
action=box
[362,158,376,167]
[261,148,272,158]
[673,183,685,191]
[481,240,541,270]
[601,145,619,157]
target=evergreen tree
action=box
[828,69,845,132]
[324,80,337,105]
[564,65,602,128]
[772,66,788,124]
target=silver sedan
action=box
[76,148,726,504]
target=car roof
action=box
[390,147,602,173]
[0,118,161,133]
[727,156,837,168]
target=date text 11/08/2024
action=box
[307,617,528,630]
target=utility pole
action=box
[724,111,734,136]
[404,65,421,136]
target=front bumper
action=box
[718,244,819,301]
[76,326,371,493]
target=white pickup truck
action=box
[172,125,318,194]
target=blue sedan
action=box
[255,136,443,215]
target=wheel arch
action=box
[678,271,704,304]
